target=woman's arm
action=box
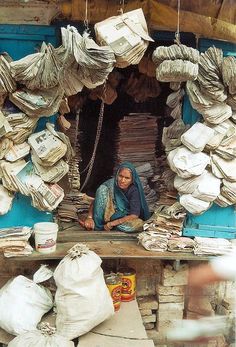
[84,200,95,230]
[104,214,138,231]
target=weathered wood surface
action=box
[7,240,210,261]
[58,227,138,242]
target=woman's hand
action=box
[104,222,113,231]
[84,217,95,231]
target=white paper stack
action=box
[95,9,153,68]
[222,56,236,95]
[4,142,30,162]
[192,171,221,202]
[0,55,16,96]
[61,25,115,89]
[162,119,189,153]
[167,146,210,178]
[0,184,14,215]
[9,85,64,118]
[0,110,12,137]
[28,128,67,167]
[0,226,33,257]
[10,43,60,90]
[4,111,38,144]
[181,122,214,153]
[194,237,232,255]
[179,194,211,215]
[138,230,171,252]
[152,44,199,82]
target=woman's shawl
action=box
[113,162,150,221]
[93,162,150,230]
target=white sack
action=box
[180,194,211,215]
[181,122,214,152]
[54,243,114,339]
[0,266,53,335]
[8,323,74,347]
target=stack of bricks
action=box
[156,263,188,341]
[138,296,158,330]
[143,262,188,346]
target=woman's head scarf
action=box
[114,162,150,221]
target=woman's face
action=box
[117,168,132,190]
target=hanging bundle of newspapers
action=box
[162,119,189,153]
[186,47,233,125]
[0,184,14,215]
[222,56,236,95]
[0,160,64,211]
[217,179,236,206]
[152,44,199,82]
[3,111,38,144]
[197,47,226,102]
[10,43,62,90]
[166,88,185,119]
[180,122,215,153]
[0,109,12,138]
[28,124,67,167]
[61,25,115,89]
[9,85,64,118]
[0,138,14,159]
[0,54,16,100]
[54,45,84,96]
[95,8,153,68]
[167,146,210,179]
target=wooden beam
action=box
[6,240,211,261]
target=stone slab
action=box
[92,300,147,339]
[78,333,155,347]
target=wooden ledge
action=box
[7,240,211,262]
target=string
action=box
[84,0,89,32]
[175,0,181,45]
[118,0,125,15]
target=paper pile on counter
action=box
[194,237,232,256]
[0,226,33,257]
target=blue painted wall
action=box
[0,24,60,228]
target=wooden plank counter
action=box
[9,240,210,261]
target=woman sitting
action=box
[80,162,150,232]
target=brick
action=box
[140,309,152,316]
[158,302,184,312]
[157,284,185,296]
[158,295,184,303]
[156,318,177,332]
[185,311,206,319]
[187,296,214,316]
[144,323,155,330]
[161,264,188,286]
[157,310,183,321]
[142,314,157,324]
[146,330,167,345]
[138,296,158,310]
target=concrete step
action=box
[78,300,155,347]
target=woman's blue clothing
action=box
[93,162,150,231]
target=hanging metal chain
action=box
[118,0,125,14]
[80,100,105,192]
[69,107,80,191]
[84,0,90,32]
[175,0,181,45]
